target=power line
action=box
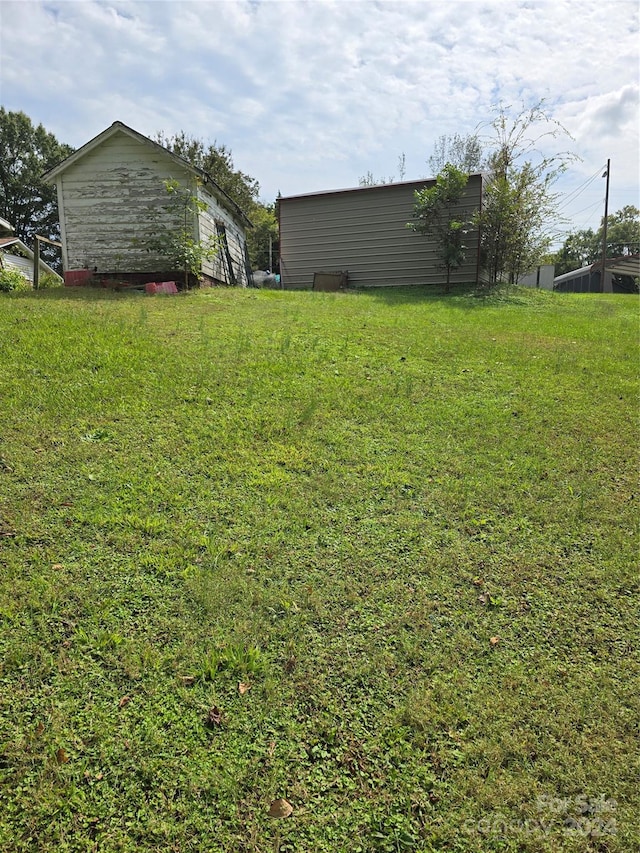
[555,164,606,213]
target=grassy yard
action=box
[0,285,637,852]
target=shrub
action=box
[0,268,31,292]
[38,272,63,289]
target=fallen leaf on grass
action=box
[238,682,251,695]
[206,706,222,727]
[490,636,500,646]
[268,798,293,818]
[118,696,131,708]
[35,722,45,736]
[52,564,64,571]
[56,748,69,764]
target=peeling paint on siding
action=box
[54,129,248,285]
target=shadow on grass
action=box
[345,282,546,308]
[14,286,176,302]
[12,282,554,310]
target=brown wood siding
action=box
[279,176,482,289]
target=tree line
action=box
[0,108,277,274]
[1,105,637,284]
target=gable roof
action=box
[42,121,252,228]
[0,237,62,280]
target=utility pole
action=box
[601,159,611,293]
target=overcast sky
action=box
[1,0,638,247]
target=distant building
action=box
[0,235,62,285]
[517,264,555,290]
[43,121,252,288]
[278,176,484,290]
[553,256,639,293]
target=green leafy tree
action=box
[478,101,576,284]
[246,203,278,271]
[477,101,575,283]
[0,109,74,271]
[135,178,220,289]
[605,205,640,257]
[155,130,279,270]
[408,164,470,291]
[552,228,598,276]
[552,207,639,276]
[154,131,260,217]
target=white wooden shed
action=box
[43,122,252,288]
[0,237,62,285]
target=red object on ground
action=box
[145,282,177,294]
[64,269,93,286]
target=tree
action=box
[552,228,599,276]
[605,205,640,257]
[135,178,220,289]
[246,203,278,272]
[155,130,278,270]
[478,101,576,284]
[408,164,470,291]
[154,131,260,218]
[552,206,639,276]
[358,153,407,187]
[428,133,485,176]
[0,109,74,270]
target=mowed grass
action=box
[0,285,637,852]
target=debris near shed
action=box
[313,270,348,291]
[145,281,178,295]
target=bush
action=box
[0,268,31,292]
[38,272,63,289]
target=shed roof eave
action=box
[0,237,62,278]
[278,173,484,203]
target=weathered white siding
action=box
[1,252,35,282]
[51,125,249,286]
[57,131,192,273]
[279,176,483,289]
[197,183,250,287]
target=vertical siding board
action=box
[279,176,482,289]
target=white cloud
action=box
[1,0,638,233]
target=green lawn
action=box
[0,285,638,852]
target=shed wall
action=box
[197,184,249,287]
[58,132,191,273]
[1,252,33,281]
[56,130,247,285]
[278,176,482,289]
